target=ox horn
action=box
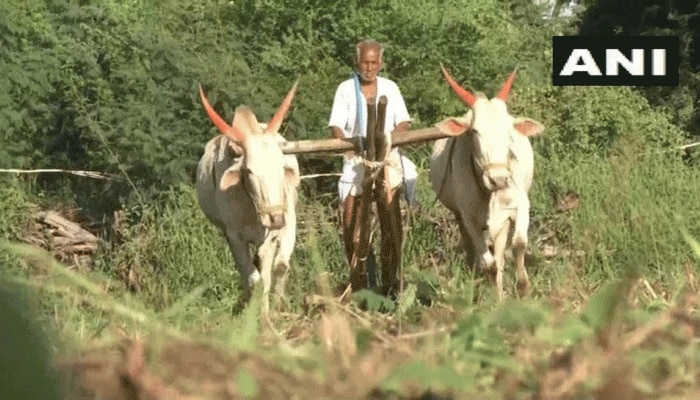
[495,69,517,102]
[440,63,476,108]
[264,79,299,135]
[198,85,246,142]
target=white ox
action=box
[196,82,300,313]
[429,65,545,300]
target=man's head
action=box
[355,39,384,83]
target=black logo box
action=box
[552,36,679,86]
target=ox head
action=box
[437,64,544,191]
[199,81,300,230]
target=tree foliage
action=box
[0,0,694,212]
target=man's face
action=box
[358,47,382,83]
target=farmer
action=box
[327,39,417,295]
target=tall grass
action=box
[530,132,700,293]
[2,118,700,398]
[99,184,244,318]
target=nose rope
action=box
[257,203,286,216]
[473,156,513,194]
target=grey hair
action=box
[355,39,384,62]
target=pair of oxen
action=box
[196,65,545,313]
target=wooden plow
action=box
[277,105,466,296]
[349,95,405,295]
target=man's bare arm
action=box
[329,126,360,156]
[392,120,430,149]
[329,126,346,140]
[392,121,410,134]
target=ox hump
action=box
[232,106,263,136]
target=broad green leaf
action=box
[554,314,593,346]
[488,299,550,335]
[381,360,469,394]
[236,368,258,399]
[352,289,396,313]
[581,279,629,332]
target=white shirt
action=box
[328,76,411,137]
[328,75,417,205]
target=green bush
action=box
[0,280,62,400]
[101,184,242,313]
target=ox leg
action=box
[512,205,531,297]
[454,213,477,270]
[462,214,494,273]
[272,222,296,309]
[225,228,260,287]
[376,186,403,298]
[256,234,279,315]
[491,220,510,302]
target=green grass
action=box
[1,132,700,399]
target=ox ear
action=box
[219,165,242,191]
[435,111,474,136]
[285,166,300,188]
[283,156,300,188]
[513,117,544,137]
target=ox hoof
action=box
[248,270,261,287]
[478,253,496,273]
[517,280,531,297]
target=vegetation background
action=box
[1,0,700,399]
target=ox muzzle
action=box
[479,162,510,191]
[258,204,286,230]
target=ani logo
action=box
[552,36,679,86]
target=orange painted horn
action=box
[440,63,476,108]
[264,79,299,135]
[495,70,517,102]
[198,85,246,142]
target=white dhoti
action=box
[338,149,418,205]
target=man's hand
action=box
[330,126,359,158]
[354,136,368,154]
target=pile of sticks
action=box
[24,210,100,268]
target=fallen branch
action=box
[0,168,119,180]
[396,325,455,340]
[36,211,99,252]
[622,312,674,352]
[304,293,391,344]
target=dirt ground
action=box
[57,334,448,400]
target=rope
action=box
[0,168,119,180]
[361,157,398,169]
